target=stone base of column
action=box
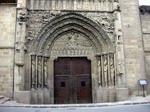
[14,91,30,104]
[96,87,116,103]
[116,88,129,101]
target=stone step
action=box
[0,95,4,99]
[0,96,10,104]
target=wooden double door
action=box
[54,57,92,104]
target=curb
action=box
[0,101,150,108]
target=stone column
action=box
[97,56,102,86]
[31,54,36,89]
[113,2,129,101]
[37,56,42,88]
[114,9,126,88]
[43,56,49,88]
[14,8,27,91]
[14,8,30,103]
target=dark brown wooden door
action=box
[54,57,92,104]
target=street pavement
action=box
[0,104,150,112]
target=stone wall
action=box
[0,5,16,97]
[140,6,150,94]
[119,0,145,96]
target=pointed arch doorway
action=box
[54,57,92,104]
[27,13,116,104]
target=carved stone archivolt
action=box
[28,13,114,54]
[24,12,117,90]
[80,12,115,33]
[26,11,116,48]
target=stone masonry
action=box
[0,4,16,98]
[140,6,150,95]
[120,0,145,96]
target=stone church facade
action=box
[0,0,149,104]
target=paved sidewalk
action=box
[0,96,150,108]
[0,104,150,112]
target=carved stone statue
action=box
[67,33,78,49]
[31,55,36,88]
[110,54,115,86]
[97,57,102,86]
[43,58,48,88]
[103,55,108,87]
[37,57,42,88]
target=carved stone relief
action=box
[51,32,94,58]
[31,55,49,89]
[26,11,116,52]
[27,0,117,11]
[97,53,116,87]
[26,11,57,48]
[78,12,116,47]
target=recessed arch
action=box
[27,12,117,104]
[29,13,114,55]
[44,29,99,56]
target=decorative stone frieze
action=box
[27,0,119,11]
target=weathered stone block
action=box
[97,88,116,103]
[43,89,51,104]
[109,87,116,102]
[37,89,44,104]
[14,91,30,104]
[96,88,106,103]
[116,88,129,101]
[30,90,38,104]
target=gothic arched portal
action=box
[27,13,116,104]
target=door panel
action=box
[76,76,92,103]
[54,76,70,104]
[54,57,92,104]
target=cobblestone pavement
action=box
[0,104,150,112]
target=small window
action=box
[81,81,85,87]
[61,81,65,87]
